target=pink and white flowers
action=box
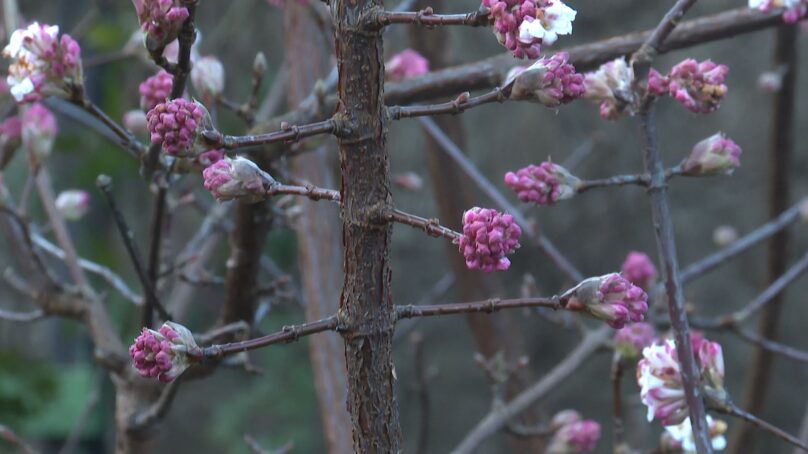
[3,23,83,102]
[661,416,728,453]
[749,0,806,24]
[681,133,742,177]
[146,98,211,156]
[564,273,648,329]
[637,334,725,426]
[582,57,635,120]
[191,56,225,101]
[613,322,656,359]
[650,59,729,114]
[504,161,580,205]
[506,52,585,107]
[385,49,429,81]
[55,190,91,221]
[132,0,190,51]
[129,321,199,382]
[458,207,522,272]
[483,0,576,59]
[202,156,276,203]
[546,409,601,454]
[620,251,657,290]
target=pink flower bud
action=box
[712,225,738,247]
[202,156,276,203]
[504,161,580,206]
[385,49,429,81]
[133,0,190,51]
[647,69,669,96]
[55,190,90,221]
[195,148,225,167]
[508,52,584,107]
[2,23,83,102]
[613,322,656,359]
[146,98,212,156]
[458,207,522,272]
[749,0,808,23]
[681,132,742,176]
[620,251,657,289]
[547,410,601,454]
[665,59,729,114]
[129,321,199,382]
[582,57,635,120]
[757,70,782,93]
[564,273,648,329]
[123,110,149,136]
[191,56,225,101]
[392,172,424,192]
[139,70,173,111]
[22,103,58,162]
[0,116,22,157]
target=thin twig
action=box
[145,186,167,327]
[575,174,649,193]
[129,377,183,430]
[0,423,38,454]
[204,118,337,150]
[0,308,45,322]
[375,7,490,27]
[730,326,808,364]
[707,397,808,452]
[393,273,455,342]
[395,296,564,319]
[76,98,146,159]
[388,88,508,119]
[96,175,170,321]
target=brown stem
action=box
[376,7,490,27]
[396,296,562,319]
[387,209,461,241]
[79,99,146,158]
[204,118,337,150]
[575,174,649,193]
[631,0,699,71]
[708,397,808,452]
[388,88,507,119]
[731,23,798,454]
[144,186,166,328]
[611,355,626,452]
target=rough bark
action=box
[283,3,352,453]
[729,24,797,454]
[407,12,545,453]
[331,0,401,449]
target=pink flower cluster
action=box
[547,410,601,454]
[2,23,83,102]
[385,49,429,82]
[613,322,656,359]
[202,156,276,203]
[565,273,648,329]
[503,161,580,205]
[0,116,22,155]
[146,98,209,156]
[507,52,585,107]
[749,0,807,24]
[22,103,58,162]
[129,321,199,382]
[459,207,522,272]
[620,251,657,289]
[133,0,190,49]
[139,70,173,111]
[483,0,577,59]
[648,59,729,114]
[637,333,725,426]
[681,132,742,177]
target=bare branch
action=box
[0,423,38,454]
[203,118,337,150]
[375,7,490,27]
[0,307,45,322]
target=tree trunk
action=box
[331,0,402,449]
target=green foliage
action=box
[0,352,58,421]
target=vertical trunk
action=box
[407,19,546,453]
[332,0,401,450]
[283,4,352,453]
[730,24,797,453]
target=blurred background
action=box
[1,0,807,452]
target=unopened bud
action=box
[392,172,423,191]
[55,190,90,221]
[146,98,213,157]
[712,225,738,247]
[253,52,268,77]
[191,56,225,101]
[681,132,742,177]
[123,110,149,136]
[202,156,276,203]
[22,103,58,163]
[504,161,580,206]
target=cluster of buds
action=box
[613,322,656,359]
[680,132,742,177]
[458,207,522,272]
[749,0,807,23]
[202,156,276,203]
[546,410,601,454]
[506,52,585,107]
[385,49,429,82]
[582,57,635,120]
[620,251,657,290]
[22,103,58,164]
[0,116,22,157]
[648,59,729,114]
[191,56,225,102]
[637,333,725,426]
[146,98,212,156]
[564,273,648,329]
[139,70,173,111]
[3,23,83,102]
[133,0,190,51]
[482,0,576,59]
[129,321,200,382]
[55,190,91,221]
[503,161,580,205]
[661,416,728,453]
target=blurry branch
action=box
[418,116,584,282]
[374,7,490,27]
[729,326,808,364]
[707,395,808,452]
[0,307,45,322]
[0,423,38,454]
[217,52,267,126]
[31,232,142,305]
[96,175,170,321]
[58,370,103,454]
[244,435,294,454]
[679,198,805,284]
[129,377,183,430]
[451,327,610,453]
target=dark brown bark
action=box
[408,13,547,452]
[730,24,797,454]
[331,0,401,450]
[283,4,352,453]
